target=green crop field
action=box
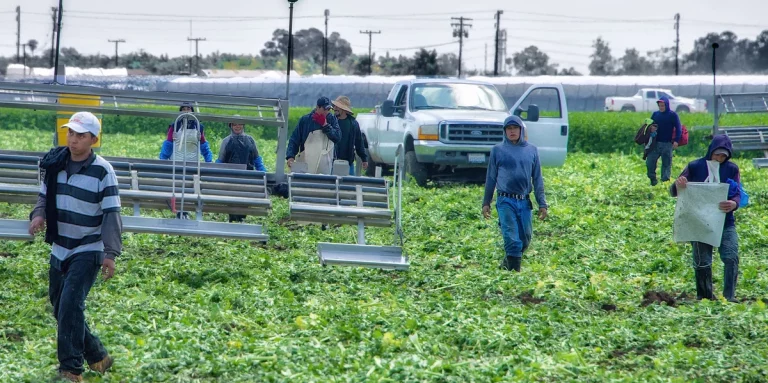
[1,111,768,382]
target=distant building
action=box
[5,63,129,79]
[201,69,299,79]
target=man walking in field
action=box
[670,135,742,302]
[331,96,368,175]
[29,112,120,382]
[482,115,548,272]
[646,97,682,186]
[286,97,341,174]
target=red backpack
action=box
[672,125,689,146]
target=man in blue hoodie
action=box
[482,115,548,272]
[286,97,341,174]
[646,97,682,186]
[670,135,741,302]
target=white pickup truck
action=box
[357,79,569,186]
[604,88,707,113]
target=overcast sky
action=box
[2,0,766,74]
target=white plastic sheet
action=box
[673,182,729,247]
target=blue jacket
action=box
[286,112,342,160]
[334,115,368,163]
[651,97,682,143]
[670,135,741,228]
[158,120,213,162]
[483,115,547,209]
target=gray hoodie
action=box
[482,115,548,209]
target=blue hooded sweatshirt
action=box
[286,112,342,160]
[483,115,548,209]
[670,134,741,228]
[650,97,682,144]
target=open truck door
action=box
[510,84,569,167]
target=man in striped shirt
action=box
[29,112,121,382]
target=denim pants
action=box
[349,163,356,176]
[646,141,674,181]
[497,196,533,258]
[691,226,739,299]
[49,252,108,375]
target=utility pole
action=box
[53,0,64,82]
[50,7,57,67]
[16,6,21,63]
[674,13,680,76]
[108,39,126,67]
[20,43,27,75]
[484,43,488,74]
[451,17,472,78]
[324,9,329,75]
[360,30,381,75]
[494,10,503,76]
[187,37,206,74]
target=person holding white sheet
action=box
[670,135,741,302]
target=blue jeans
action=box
[49,252,108,375]
[497,196,533,258]
[646,141,674,181]
[691,226,739,300]
[349,163,355,176]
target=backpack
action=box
[634,123,652,145]
[672,125,689,146]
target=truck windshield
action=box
[410,83,508,112]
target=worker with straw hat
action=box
[331,96,368,175]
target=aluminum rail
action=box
[0,83,292,183]
[0,219,34,241]
[0,81,284,126]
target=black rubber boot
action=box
[509,256,521,272]
[723,260,739,302]
[650,178,658,186]
[500,256,521,272]
[695,268,715,300]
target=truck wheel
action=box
[405,150,428,187]
[620,105,636,112]
[675,106,690,113]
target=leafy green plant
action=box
[1,127,767,382]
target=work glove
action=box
[312,112,327,127]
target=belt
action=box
[498,192,529,200]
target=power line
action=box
[355,41,458,51]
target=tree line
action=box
[2,28,767,76]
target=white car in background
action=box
[605,88,707,113]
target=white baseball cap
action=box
[62,112,101,137]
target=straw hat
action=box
[332,96,354,114]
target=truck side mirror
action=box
[381,100,395,117]
[526,105,540,122]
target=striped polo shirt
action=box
[40,155,121,261]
